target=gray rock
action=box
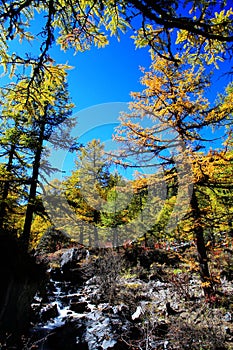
[224,312,232,322]
[59,248,88,283]
[61,248,86,269]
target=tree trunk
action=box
[190,189,213,297]
[22,117,46,251]
[0,143,15,233]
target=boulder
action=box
[40,303,59,322]
[69,301,88,313]
[61,248,87,269]
[46,319,87,350]
[60,248,88,283]
[123,246,180,268]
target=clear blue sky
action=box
[48,32,153,180]
[52,32,151,111]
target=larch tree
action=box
[65,139,110,247]
[1,64,74,250]
[192,151,233,244]
[0,86,41,235]
[101,176,132,247]
[114,53,233,296]
[0,112,28,233]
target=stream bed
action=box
[26,246,233,350]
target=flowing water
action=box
[31,272,119,349]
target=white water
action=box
[40,278,117,349]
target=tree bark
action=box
[22,115,46,251]
[190,189,213,297]
[0,143,15,232]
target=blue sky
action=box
[2,26,152,179]
[47,32,153,180]
[52,33,151,110]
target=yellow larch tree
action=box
[114,53,233,296]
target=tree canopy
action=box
[1,0,233,86]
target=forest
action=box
[0,0,233,349]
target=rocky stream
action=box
[16,244,233,350]
[0,236,231,350]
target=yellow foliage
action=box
[201,281,211,288]
[30,215,51,248]
[188,259,199,272]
